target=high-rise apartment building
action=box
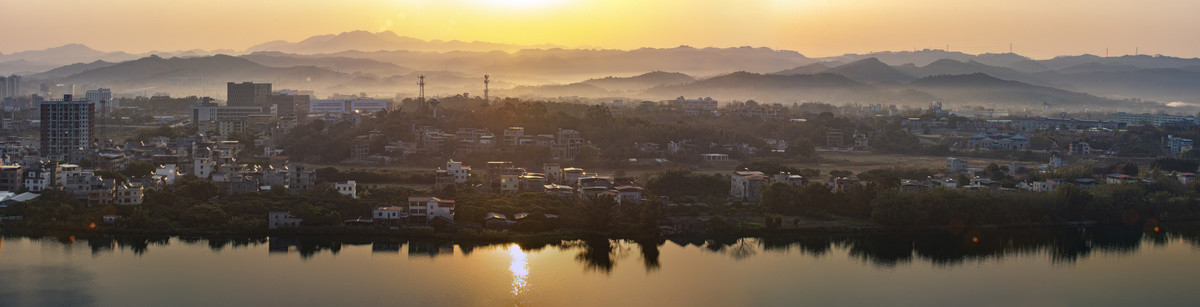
[0,75,21,99]
[226,82,271,107]
[40,95,95,156]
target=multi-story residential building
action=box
[286,164,315,194]
[115,182,143,205]
[1166,135,1194,157]
[543,163,563,183]
[1111,112,1194,128]
[23,163,58,192]
[0,164,23,192]
[552,129,584,160]
[155,164,181,185]
[503,127,525,146]
[443,160,471,183]
[40,95,95,156]
[499,175,519,193]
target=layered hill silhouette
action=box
[580,71,695,92]
[10,30,1200,110]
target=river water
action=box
[2,224,1199,306]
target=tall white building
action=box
[0,75,21,99]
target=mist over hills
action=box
[246,30,562,54]
[580,71,696,92]
[9,30,1200,113]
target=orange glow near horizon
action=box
[2,0,1200,58]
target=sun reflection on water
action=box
[508,244,529,296]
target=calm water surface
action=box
[2,224,1199,306]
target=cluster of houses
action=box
[897,157,1173,193]
[386,126,587,160]
[263,160,655,230]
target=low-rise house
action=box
[831,178,860,192]
[1178,173,1196,185]
[562,168,585,186]
[928,175,958,189]
[519,174,547,192]
[900,179,930,192]
[0,192,39,208]
[731,171,769,201]
[484,212,511,229]
[1106,173,1136,184]
[269,211,302,229]
[544,184,574,197]
[1073,178,1098,189]
[577,176,613,189]
[968,177,1002,189]
[408,197,455,222]
[773,172,805,186]
[615,186,644,205]
[373,206,406,224]
[336,181,357,198]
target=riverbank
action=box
[1,217,1152,246]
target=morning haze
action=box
[3,0,1200,58]
[3,1,1200,306]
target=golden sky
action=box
[2,0,1198,58]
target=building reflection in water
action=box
[6,222,1200,271]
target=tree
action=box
[581,195,616,232]
[121,161,156,179]
[828,170,852,179]
[789,139,815,157]
[576,145,601,163]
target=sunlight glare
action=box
[509,244,529,296]
[481,0,567,9]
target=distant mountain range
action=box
[246,30,562,54]
[6,30,1200,112]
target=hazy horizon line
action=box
[2,29,1195,61]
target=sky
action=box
[1,0,1199,59]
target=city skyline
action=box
[2,0,1200,59]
